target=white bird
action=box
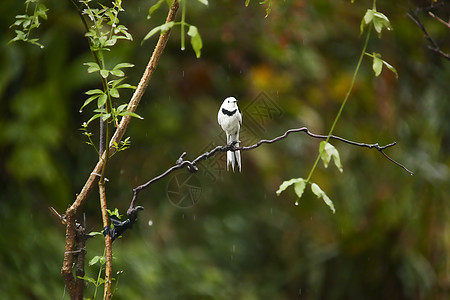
[218,97,242,172]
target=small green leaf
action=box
[294,179,306,199]
[245,0,251,7]
[143,21,175,41]
[361,9,374,34]
[319,141,343,172]
[372,11,392,36]
[101,113,112,121]
[311,183,336,214]
[84,62,100,73]
[89,255,101,266]
[85,89,103,95]
[100,69,110,78]
[115,83,136,89]
[77,276,97,285]
[97,93,107,107]
[196,0,208,5]
[80,95,100,112]
[187,25,202,58]
[276,178,304,195]
[382,59,398,79]
[88,231,103,236]
[373,54,383,77]
[113,63,135,70]
[116,104,128,113]
[109,88,120,98]
[110,69,125,77]
[87,114,102,124]
[148,0,166,18]
[120,111,144,119]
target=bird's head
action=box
[221,97,239,110]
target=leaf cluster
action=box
[144,0,208,58]
[9,0,48,48]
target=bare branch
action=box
[407,10,450,60]
[128,127,413,213]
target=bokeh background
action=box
[1,0,449,299]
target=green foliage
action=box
[360,7,392,37]
[144,0,206,58]
[277,178,335,213]
[107,207,122,219]
[9,0,48,48]
[319,141,343,172]
[365,52,398,78]
[310,183,335,214]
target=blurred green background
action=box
[1,0,449,299]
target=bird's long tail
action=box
[227,133,241,172]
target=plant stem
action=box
[305,25,372,183]
[181,0,186,50]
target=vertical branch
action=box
[99,181,113,300]
[61,1,180,299]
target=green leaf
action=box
[311,183,336,214]
[85,89,103,95]
[120,111,144,120]
[110,69,125,77]
[319,141,343,172]
[148,0,166,18]
[115,83,136,89]
[109,88,120,98]
[187,25,203,58]
[84,62,100,73]
[77,276,97,285]
[382,59,398,79]
[245,0,251,7]
[107,208,122,219]
[80,95,100,112]
[113,63,135,70]
[101,113,112,121]
[89,255,101,266]
[372,52,383,77]
[97,93,107,107]
[87,113,102,124]
[196,0,208,5]
[100,69,110,78]
[360,9,374,34]
[294,179,306,199]
[88,231,103,236]
[116,104,128,113]
[276,178,304,196]
[372,11,392,36]
[143,21,175,41]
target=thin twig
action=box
[407,10,450,60]
[128,127,413,213]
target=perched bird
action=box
[218,97,242,172]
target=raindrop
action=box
[148,219,153,226]
[181,47,185,51]
[295,200,299,206]
[40,45,44,49]
[79,109,82,113]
